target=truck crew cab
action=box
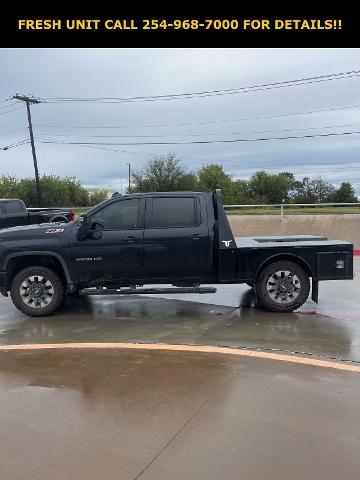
[0,190,354,316]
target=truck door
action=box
[70,197,144,285]
[143,195,211,282]
[3,200,27,228]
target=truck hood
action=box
[0,222,74,241]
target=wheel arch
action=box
[3,251,73,291]
[49,215,68,223]
[255,254,314,281]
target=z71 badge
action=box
[46,228,65,234]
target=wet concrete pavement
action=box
[0,260,359,478]
[1,348,360,480]
[0,259,359,362]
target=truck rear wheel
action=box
[256,261,310,313]
[10,266,65,317]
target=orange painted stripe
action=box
[0,342,359,373]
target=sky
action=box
[0,48,360,194]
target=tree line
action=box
[130,154,358,204]
[1,155,357,208]
[0,175,108,207]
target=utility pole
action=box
[12,94,42,206]
[126,162,131,192]
[119,161,123,194]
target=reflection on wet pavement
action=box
[0,348,359,480]
[0,289,359,361]
[0,259,359,361]
[0,260,359,479]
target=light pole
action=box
[119,160,123,194]
[126,162,131,193]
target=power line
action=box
[0,106,24,117]
[33,104,360,130]
[0,127,28,137]
[37,130,360,146]
[0,139,30,150]
[0,102,20,110]
[46,75,360,103]
[82,145,155,156]
[44,142,158,157]
[35,122,360,139]
[44,69,360,103]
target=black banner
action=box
[1,7,358,48]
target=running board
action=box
[79,287,217,296]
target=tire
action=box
[10,266,65,317]
[255,261,310,313]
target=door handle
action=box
[123,236,136,243]
[190,234,203,240]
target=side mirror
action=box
[76,214,89,240]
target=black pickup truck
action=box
[0,190,353,316]
[0,198,74,229]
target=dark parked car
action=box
[0,190,353,316]
[0,199,74,229]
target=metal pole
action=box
[25,102,41,206]
[127,162,131,192]
[13,95,42,206]
[119,161,123,194]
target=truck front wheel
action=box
[10,266,65,317]
[256,261,310,313]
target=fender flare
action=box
[254,253,314,281]
[3,251,73,288]
[49,215,68,223]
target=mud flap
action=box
[311,279,319,303]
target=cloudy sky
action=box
[0,48,359,193]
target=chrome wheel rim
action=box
[20,275,55,309]
[266,270,301,304]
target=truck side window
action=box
[90,199,140,230]
[4,201,23,214]
[152,197,197,228]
